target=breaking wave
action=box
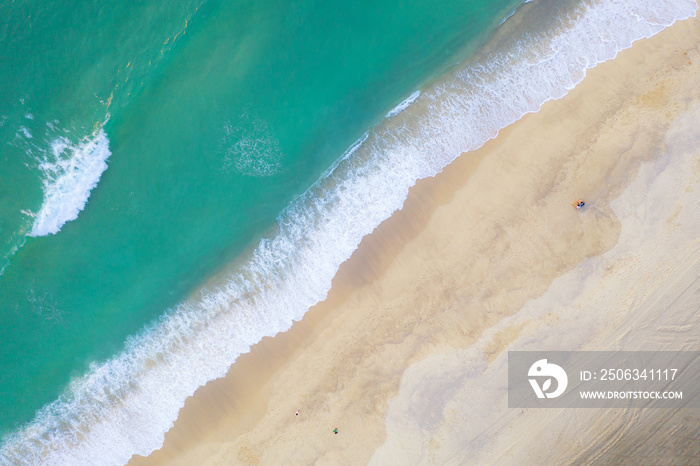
[29,129,111,237]
[385,90,421,118]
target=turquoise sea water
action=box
[1,0,696,463]
[0,0,519,440]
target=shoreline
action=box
[130,100,492,466]
[133,4,700,464]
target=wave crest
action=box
[29,129,111,237]
[385,90,421,118]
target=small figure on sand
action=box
[573,199,585,210]
[333,428,338,435]
[296,410,299,416]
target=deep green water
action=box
[0,0,520,436]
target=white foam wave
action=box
[28,129,111,237]
[385,90,421,118]
[1,0,695,464]
[18,126,33,139]
[499,7,518,26]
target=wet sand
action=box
[131,5,700,465]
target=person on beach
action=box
[333,428,338,434]
[296,410,299,416]
[573,199,585,209]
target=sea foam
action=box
[385,90,421,118]
[29,129,111,237]
[1,0,696,463]
[221,111,282,177]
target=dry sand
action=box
[131,5,700,465]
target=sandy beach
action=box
[131,4,700,465]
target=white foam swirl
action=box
[29,129,111,237]
[1,0,695,464]
[220,112,282,177]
